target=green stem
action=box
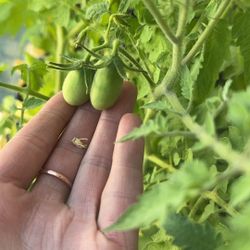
[165,91,250,173]
[154,0,189,97]
[176,0,190,39]
[161,130,194,138]
[0,82,49,101]
[182,0,232,65]
[147,154,176,173]
[66,21,87,40]
[189,196,204,219]
[55,25,65,92]
[203,191,238,217]
[119,48,155,86]
[143,0,178,45]
[19,69,31,129]
[126,31,154,81]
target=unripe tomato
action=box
[90,62,123,110]
[62,70,90,106]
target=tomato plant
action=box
[1,0,250,249]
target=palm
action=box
[0,184,120,249]
[0,84,143,250]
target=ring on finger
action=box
[40,169,72,188]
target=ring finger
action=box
[32,103,100,202]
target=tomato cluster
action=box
[62,61,123,110]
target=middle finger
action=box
[68,83,136,219]
[32,103,100,202]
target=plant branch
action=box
[154,1,190,97]
[165,91,250,173]
[66,21,87,40]
[203,191,238,217]
[55,25,65,92]
[143,0,178,45]
[119,48,155,86]
[182,0,232,65]
[0,82,49,101]
[147,154,176,173]
[176,0,190,39]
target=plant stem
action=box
[143,0,178,45]
[66,21,87,40]
[147,154,176,172]
[0,82,49,101]
[154,0,189,97]
[161,130,194,138]
[126,32,154,81]
[176,0,190,39]
[182,0,232,65]
[165,91,250,173]
[55,25,65,92]
[189,196,204,219]
[203,191,238,216]
[119,48,155,86]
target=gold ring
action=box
[40,169,72,188]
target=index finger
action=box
[0,92,76,188]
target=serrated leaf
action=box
[86,2,109,21]
[164,213,220,250]
[23,97,45,110]
[142,99,174,112]
[117,119,157,142]
[180,66,193,100]
[225,204,250,250]
[12,64,29,82]
[230,174,250,207]
[232,10,250,87]
[198,201,215,223]
[180,51,204,101]
[118,0,131,13]
[105,160,215,232]
[227,87,250,144]
[194,20,231,103]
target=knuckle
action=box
[82,154,112,172]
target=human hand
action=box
[0,83,144,250]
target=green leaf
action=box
[227,87,250,145]
[28,0,56,12]
[0,0,35,35]
[194,20,231,103]
[142,99,172,111]
[117,119,158,142]
[86,2,109,21]
[164,213,220,250]
[118,0,131,13]
[232,10,250,87]
[105,160,215,232]
[230,174,250,207]
[198,201,216,223]
[224,204,250,250]
[23,97,45,110]
[11,58,47,91]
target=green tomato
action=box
[62,70,90,106]
[90,62,123,110]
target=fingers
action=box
[98,114,144,249]
[32,103,100,202]
[68,83,137,220]
[0,93,76,188]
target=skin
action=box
[0,82,144,250]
